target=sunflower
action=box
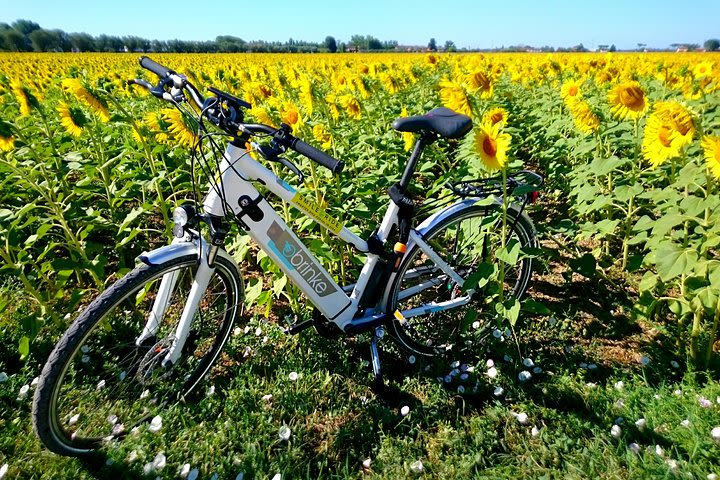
[57,102,87,137]
[161,108,196,148]
[702,136,720,180]
[467,70,493,99]
[569,100,601,135]
[324,94,341,120]
[298,76,314,116]
[560,79,582,105]
[608,81,648,120]
[438,77,472,117]
[144,111,172,144]
[652,101,694,147]
[693,61,713,79]
[249,106,275,127]
[280,102,303,133]
[61,78,110,122]
[641,113,682,168]
[10,78,38,117]
[0,120,15,152]
[483,107,509,126]
[399,107,415,152]
[474,122,511,171]
[312,124,332,150]
[380,72,403,95]
[338,93,362,120]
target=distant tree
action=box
[705,39,720,51]
[609,44,617,52]
[11,19,40,36]
[68,32,95,52]
[0,28,30,51]
[444,40,456,52]
[349,34,366,51]
[324,35,337,53]
[428,37,437,51]
[29,29,63,51]
[367,36,382,50]
[637,42,646,51]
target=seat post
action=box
[399,132,434,189]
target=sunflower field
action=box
[1,51,720,477]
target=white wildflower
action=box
[68,413,80,426]
[492,329,502,338]
[518,370,532,382]
[635,418,646,431]
[279,425,291,441]
[233,326,242,336]
[610,425,622,439]
[30,377,39,387]
[262,394,273,402]
[628,442,641,454]
[207,385,215,396]
[699,397,712,408]
[614,381,624,390]
[531,426,540,437]
[681,419,690,428]
[711,426,720,443]
[17,384,30,400]
[362,458,371,469]
[148,415,162,433]
[254,327,262,336]
[288,371,298,381]
[152,452,166,470]
[655,445,665,457]
[586,382,597,388]
[486,359,495,368]
[516,412,529,425]
[533,367,542,374]
[486,367,498,379]
[674,389,683,396]
[523,358,534,368]
[707,474,718,480]
[127,450,138,463]
[107,414,118,425]
[408,355,416,365]
[666,459,678,472]
[0,464,7,479]
[0,372,7,382]
[493,386,504,397]
[179,464,191,479]
[472,321,481,329]
[400,405,410,416]
[96,380,105,390]
[410,460,424,474]
[271,474,281,480]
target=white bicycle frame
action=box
[138,141,479,365]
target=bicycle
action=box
[32,56,542,456]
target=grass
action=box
[0,207,719,479]
[1,303,720,479]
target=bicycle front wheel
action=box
[32,252,243,456]
[386,204,536,357]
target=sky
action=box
[1,0,718,51]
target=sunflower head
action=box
[483,107,509,127]
[312,124,332,150]
[561,79,582,104]
[693,61,713,79]
[10,78,39,117]
[57,102,88,137]
[0,120,15,152]
[702,135,720,180]
[473,122,511,171]
[641,113,682,168]
[467,70,493,99]
[568,100,602,135]
[608,81,649,120]
[438,77,472,117]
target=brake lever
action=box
[276,157,305,184]
[127,78,153,89]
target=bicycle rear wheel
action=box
[32,252,242,456]
[386,204,536,357]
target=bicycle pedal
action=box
[284,319,313,335]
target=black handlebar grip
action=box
[292,139,344,174]
[139,56,174,78]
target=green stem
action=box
[705,297,720,368]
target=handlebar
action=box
[139,56,174,78]
[292,139,344,174]
[136,56,344,175]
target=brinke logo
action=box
[267,221,336,297]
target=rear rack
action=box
[417,169,544,218]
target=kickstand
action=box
[370,326,385,392]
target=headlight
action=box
[173,206,189,227]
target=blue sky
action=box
[1,0,718,50]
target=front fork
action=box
[136,216,225,368]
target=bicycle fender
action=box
[138,238,240,271]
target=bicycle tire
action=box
[32,252,243,456]
[386,204,537,357]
